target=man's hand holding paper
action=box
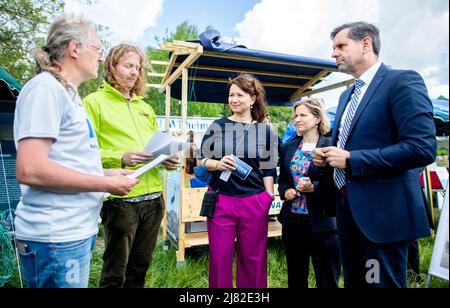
[122,151,154,167]
[162,154,180,170]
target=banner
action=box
[427,182,449,281]
[156,116,215,132]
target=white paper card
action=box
[104,154,169,198]
[220,170,231,182]
[126,154,169,179]
[144,131,191,156]
[302,143,316,152]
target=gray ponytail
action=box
[34,14,93,96]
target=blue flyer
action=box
[231,154,253,180]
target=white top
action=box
[13,72,104,243]
[338,61,382,135]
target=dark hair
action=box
[330,21,381,56]
[228,74,268,123]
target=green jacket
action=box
[83,81,162,198]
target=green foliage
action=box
[3,229,449,288]
[0,0,64,83]
[0,214,15,287]
[437,148,449,156]
[268,106,292,137]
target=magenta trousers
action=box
[207,191,272,288]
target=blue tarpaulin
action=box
[432,99,449,122]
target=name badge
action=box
[220,170,232,182]
[302,143,316,153]
[231,154,253,180]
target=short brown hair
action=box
[228,74,268,123]
[292,98,331,135]
[104,44,147,96]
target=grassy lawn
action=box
[3,229,448,288]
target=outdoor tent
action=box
[0,68,22,213]
[432,99,449,136]
[0,68,21,113]
[150,30,354,110]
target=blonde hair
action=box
[292,98,331,135]
[103,44,147,97]
[34,14,94,96]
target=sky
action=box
[68,0,449,108]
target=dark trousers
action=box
[336,192,408,288]
[407,239,421,283]
[282,213,341,288]
[99,196,164,288]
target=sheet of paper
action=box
[103,154,169,198]
[126,154,169,179]
[144,131,192,156]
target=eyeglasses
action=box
[88,44,104,58]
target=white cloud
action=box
[66,0,164,43]
[235,0,449,104]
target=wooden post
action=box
[181,68,188,136]
[176,68,189,264]
[165,85,171,133]
[162,85,171,245]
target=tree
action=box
[268,105,293,137]
[0,0,64,83]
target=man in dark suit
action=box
[313,22,436,288]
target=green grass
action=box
[3,231,449,288]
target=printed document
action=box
[144,131,191,156]
[104,154,169,198]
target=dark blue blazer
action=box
[278,135,336,233]
[332,63,436,243]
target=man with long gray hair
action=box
[13,15,138,288]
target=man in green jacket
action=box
[83,44,178,288]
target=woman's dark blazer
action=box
[277,134,336,233]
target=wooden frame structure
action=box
[148,40,353,264]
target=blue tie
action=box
[334,79,365,188]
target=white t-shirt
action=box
[13,72,104,243]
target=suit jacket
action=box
[278,135,336,233]
[332,63,436,243]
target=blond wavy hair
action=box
[292,98,331,135]
[103,44,147,97]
